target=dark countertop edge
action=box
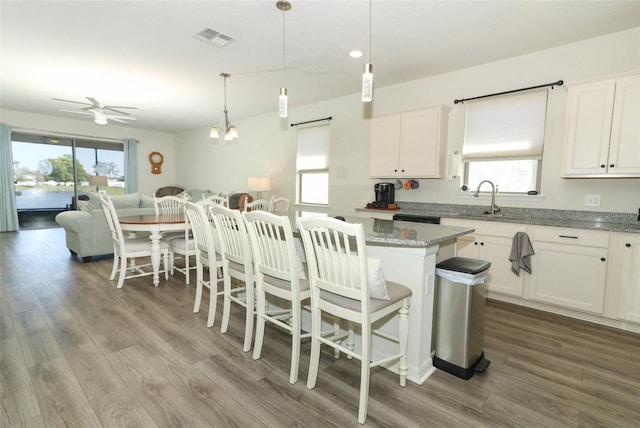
[355,208,640,234]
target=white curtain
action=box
[123,138,138,194]
[0,124,19,232]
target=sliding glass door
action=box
[12,133,125,225]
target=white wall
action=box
[176,27,640,215]
[1,109,177,196]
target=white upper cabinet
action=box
[369,106,450,178]
[563,74,640,177]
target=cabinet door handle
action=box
[600,257,606,262]
[558,235,579,239]
[600,164,606,169]
[480,242,484,246]
[474,242,478,245]
[609,164,615,168]
[626,243,631,247]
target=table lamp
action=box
[89,175,108,192]
[247,177,271,200]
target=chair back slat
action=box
[154,195,187,215]
[268,195,291,213]
[244,198,270,212]
[184,201,217,257]
[209,204,251,267]
[99,195,126,254]
[298,217,368,302]
[244,211,300,284]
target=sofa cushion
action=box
[140,194,155,208]
[85,192,142,210]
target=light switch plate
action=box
[584,195,601,207]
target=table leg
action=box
[149,226,162,286]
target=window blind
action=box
[296,125,330,170]
[463,89,548,161]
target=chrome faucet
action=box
[474,180,500,215]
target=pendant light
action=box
[210,72,238,141]
[277,1,291,117]
[362,0,373,102]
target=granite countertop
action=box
[355,203,640,234]
[292,213,474,247]
[345,216,474,247]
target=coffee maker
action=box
[367,182,397,209]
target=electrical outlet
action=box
[584,195,601,207]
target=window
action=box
[463,89,548,193]
[12,133,125,211]
[296,124,329,205]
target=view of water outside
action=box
[13,141,125,210]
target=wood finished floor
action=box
[1,227,639,427]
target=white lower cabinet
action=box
[525,226,609,314]
[609,233,640,323]
[442,219,525,297]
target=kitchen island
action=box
[295,213,475,385]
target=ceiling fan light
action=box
[224,131,233,141]
[94,113,108,125]
[228,125,238,139]
[210,126,219,139]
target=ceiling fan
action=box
[52,97,137,125]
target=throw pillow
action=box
[346,255,390,300]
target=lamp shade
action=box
[89,175,108,187]
[247,177,271,192]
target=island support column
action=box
[366,240,456,384]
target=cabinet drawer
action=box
[529,226,609,248]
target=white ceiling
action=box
[1,1,639,133]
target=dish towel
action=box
[509,232,535,276]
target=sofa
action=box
[55,186,240,261]
[55,192,157,261]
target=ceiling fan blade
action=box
[59,109,94,116]
[52,97,93,106]
[108,116,135,124]
[103,106,136,116]
[85,97,102,107]
[106,114,136,121]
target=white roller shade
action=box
[297,125,330,170]
[463,89,548,161]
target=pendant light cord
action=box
[367,0,372,63]
[282,7,287,87]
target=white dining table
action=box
[119,213,188,286]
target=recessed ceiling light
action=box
[349,50,363,58]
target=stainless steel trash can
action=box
[433,257,491,379]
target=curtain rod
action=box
[290,116,332,127]
[454,80,563,105]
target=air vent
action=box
[193,28,234,48]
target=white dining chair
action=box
[184,201,224,327]
[203,194,228,206]
[244,210,311,384]
[209,204,255,352]
[268,195,291,213]
[154,194,188,239]
[244,197,270,212]
[168,213,197,284]
[297,216,412,424]
[99,195,170,289]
